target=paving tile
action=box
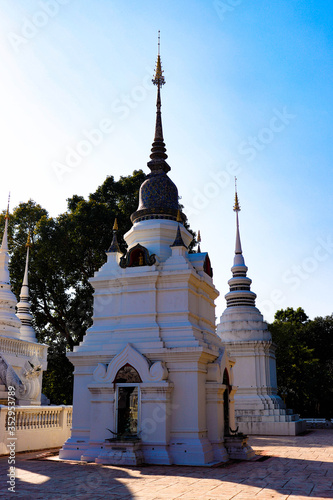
[134,493,162,499]
[313,478,333,491]
[231,494,261,499]
[311,493,333,500]
[255,495,291,500]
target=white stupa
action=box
[59,39,253,465]
[0,205,22,340]
[217,185,306,435]
[0,211,47,406]
[16,234,37,343]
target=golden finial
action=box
[233,177,241,212]
[113,218,118,231]
[176,209,182,223]
[5,192,10,219]
[153,31,165,86]
[26,232,32,248]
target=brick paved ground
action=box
[0,429,332,500]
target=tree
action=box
[274,307,309,325]
[270,307,333,418]
[303,315,333,418]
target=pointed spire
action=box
[233,177,241,212]
[1,193,10,253]
[233,177,243,262]
[225,181,256,308]
[152,31,165,86]
[0,197,21,339]
[131,33,179,224]
[22,233,31,287]
[171,226,187,248]
[171,210,187,248]
[148,31,170,173]
[16,232,36,342]
[107,218,121,253]
[197,230,201,253]
[0,193,11,283]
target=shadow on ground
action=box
[0,430,332,499]
[0,458,135,500]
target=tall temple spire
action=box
[233,177,245,267]
[148,31,170,173]
[16,232,36,342]
[131,32,180,224]
[225,181,256,308]
[0,197,22,339]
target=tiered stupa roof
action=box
[225,182,257,308]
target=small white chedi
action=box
[59,43,245,465]
[0,209,47,406]
[217,187,306,435]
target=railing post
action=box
[0,406,7,454]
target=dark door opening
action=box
[116,386,139,436]
[223,369,230,436]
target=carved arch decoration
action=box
[119,243,156,268]
[93,343,168,384]
[114,364,142,383]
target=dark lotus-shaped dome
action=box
[131,170,179,223]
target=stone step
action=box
[261,409,286,417]
[238,413,302,423]
[237,416,262,423]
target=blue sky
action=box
[1,0,332,322]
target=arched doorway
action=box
[223,369,230,436]
[114,364,142,436]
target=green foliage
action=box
[274,307,309,325]
[41,341,74,405]
[302,315,333,418]
[270,307,333,418]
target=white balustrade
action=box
[0,405,73,454]
[0,337,48,361]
